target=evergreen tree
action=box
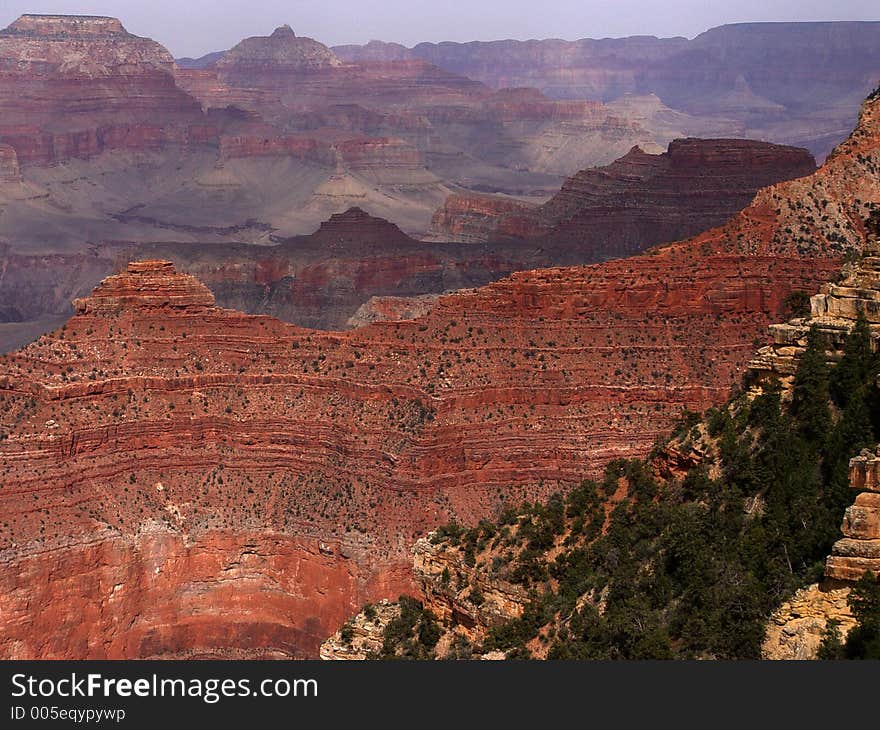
[825,391,875,510]
[792,326,831,443]
[817,619,845,659]
[843,573,880,659]
[830,311,876,408]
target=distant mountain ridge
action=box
[330,21,880,159]
[179,21,880,159]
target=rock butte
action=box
[0,206,550,334]
[215,24,342,71]
[0,14,214,166]
[0,93,878,659]
[427,138,817,251]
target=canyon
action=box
[0,135,816,344]
[323,209,880,663]
[0,13,873,353]
[427,138,816,250]
[1,11,880,660]
[1,87,878,658]
[335,22,880,160]
[0,14,675,252]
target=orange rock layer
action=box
[0,96,878,659]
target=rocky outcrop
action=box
[749,215,880,384]
[319,535,529,660]
[0,14,213,166]
[201,28,485,115]
[429,139,816,254]
[347,294,441,328]
[428,195,543,243]
[216,25,341,77]
[413,537,528,635]
[319,600,400,660]
[762,584,856,660]
[827,448,880,582]
[0,260,430,658]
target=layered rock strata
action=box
[749,217,880,384]
[0,15,214,166]
[762,584,856,660]
[427,139,816,257]
[412,537,528,634]
[318,600,400,660]
[1,94,878,660]
[337,22,880,157]
[320,535,529,660]
[826,448,880,581]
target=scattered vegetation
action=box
[378,319,880,659]
[370,597,441,660]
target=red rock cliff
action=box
[0,95,877,660]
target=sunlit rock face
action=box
[0,14,213,166]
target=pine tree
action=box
[792,326,831,444]
[830,311,876,408]
[843,573,880,659]
[817,619,845,659]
